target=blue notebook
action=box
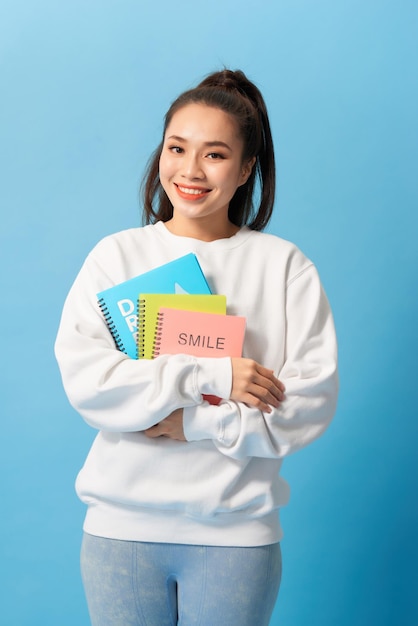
[97,253,211,358]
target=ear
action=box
[239,157,256,186]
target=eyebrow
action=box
[166,135,232,151]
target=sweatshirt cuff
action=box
[195,357,232,400]
[183,401,239,446]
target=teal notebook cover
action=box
[97,253,211,358]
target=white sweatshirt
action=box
[55,221,338,547]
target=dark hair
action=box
[141,69,275,231]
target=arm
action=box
[181,265,339,460]
[54,254,233,432]
[143,363,286,440]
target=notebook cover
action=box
[97,253,211,358]
[138,294,227,359]
[153,308,246,359]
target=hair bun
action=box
[198,69,250,98]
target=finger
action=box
[255,366,286,394]
[241,392,274,413]
[246,376,287,408]
[249,386,281,410]
[252,375,285,404]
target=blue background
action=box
[1,1,417,624]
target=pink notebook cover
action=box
[153,308,246,405]
[153,308,246,358]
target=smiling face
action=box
[159,103,254,240]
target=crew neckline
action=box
[154,221,253,250]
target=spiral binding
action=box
[152,311,165,358]
[98,298,128,354]
[137,297,146,359]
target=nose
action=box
[182,153,204,180]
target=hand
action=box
[230,358,285,413]
[143,408,186,441]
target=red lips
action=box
[174,184,211,201]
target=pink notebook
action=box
[153,308,246,405]
[153,308,246,358]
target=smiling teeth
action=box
[178,186,207,195]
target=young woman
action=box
[55,69,338,626]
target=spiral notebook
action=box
[153,308,246,359]
[97,253,211,359]
[138,293,227,359]
[153,308,246,405]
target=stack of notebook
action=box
[97,253,246,373]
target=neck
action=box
[164,216,240,242]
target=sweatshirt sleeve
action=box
[182,264,339,460]
[54,252,231,432]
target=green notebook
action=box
[138,293,227,359]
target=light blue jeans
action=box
[81,533,282,625]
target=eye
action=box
[207,152,225,160]
[168,145,183,154]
